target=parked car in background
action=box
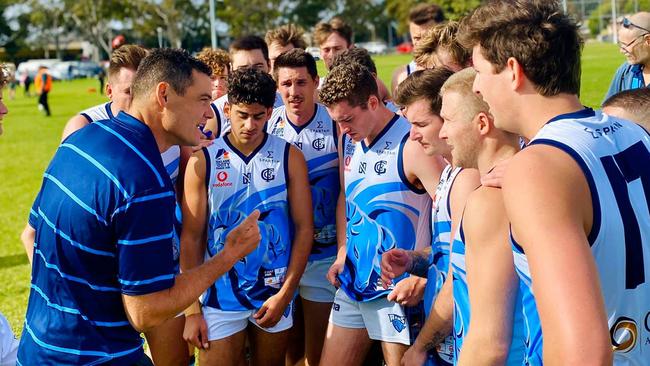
[306,46,321,61]
[16,59,61,80]
[395,41,413,54]
[357,41,388,54]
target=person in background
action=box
[34,65,52,116]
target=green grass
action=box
[0,42,624,338]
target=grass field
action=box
[0,42,624,338]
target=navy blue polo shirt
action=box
[18,111,177,365]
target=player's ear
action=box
[476,111,492,136]
[224,102,231,119]
[367,95,379,110]
[508,57,525,91]
[105,83,113,98]
[155,82,169,107]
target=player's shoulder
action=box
[463,186,507,235]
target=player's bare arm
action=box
[179,150,211,349]
[503,145,612,365]
[61,115,90,141]
[328,134,347,287]
[20,224,35,264]
[254,145,313,328]
[457,187,517,365]
[402,266,454,366]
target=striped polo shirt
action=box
[18,111,177,365]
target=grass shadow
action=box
[0,253,28,269]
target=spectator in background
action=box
[22,73,31,97]
[34,65,52,116]
[604,12,650,101]
[196,47,231,101]
[265,24,308,74]
[98,68,106,95]
[602,87,650,130]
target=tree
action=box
[64,0,130,58]
[386,0,482,34]
[218,0,283,37]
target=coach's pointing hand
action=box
[224,210,261,262]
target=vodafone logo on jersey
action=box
[213,171,233,187]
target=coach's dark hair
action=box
[273,48,318,80]
[108,44,148,79]
[131,48,212,100]
[319,62,377,108]
[229,35,269,61]
[330,47,377,75]
[603,88,650,128]
[458,0,583,96]
[227,68,277,108]
[395,68,454,115]
[409,3,445,26]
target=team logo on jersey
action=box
[388,314,407,332]
[333,303,340,311]
[344,156,352,172]
[242,172,252,185]
[294,141,303,150]
[312,138,325,151]
[215,149,231,169]
[358,162,367,174]
[317,121,324,129]
[610,317,638,353]
[384,141,392,149]
[374,160,387,175]
[213,171,232,187]
[267,150,274,159]
[345,141,356,156]
[261,168,276,182]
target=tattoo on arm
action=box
[409,254,429,277]
[424,331,448,351]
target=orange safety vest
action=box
[34,69,52,93]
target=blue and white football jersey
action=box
[268,104,339,261]
[511,236,543,365]
[423,164,463,365]
[339,114,432,302]
[212,92,284,137]
[406,60,418,76]
[202,133,293,311]
[79,102,113,123]
[451,220,526,365]
[518,108,650,364]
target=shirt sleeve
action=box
[112,188,177,295]
[603,63,627,103]
[28,190,42,228]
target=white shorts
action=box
[329,289,410,345]
[203,302,293,341]
[299,257,337,303]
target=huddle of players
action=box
[22,1,650,365]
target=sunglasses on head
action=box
[621,17,650,34]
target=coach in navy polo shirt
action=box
[17,48,261,365]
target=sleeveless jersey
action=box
[424,164,462,365]
[406,60,417,76]
[202,133,293,311]
[80,102,113,123]
[267,104,339,261]
[451,220,526,365]
[511,235,543,365]
[339,115,432,301]
[519,108,650,364]
[212,92,284,137]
